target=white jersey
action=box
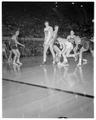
[49,28,58,45]
[65,40,73,49]
[44,26,53,45]
[57,37,73,53]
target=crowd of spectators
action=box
[2,12,93,38]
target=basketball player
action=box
[57,37,73,65]
[53,41,62,64]
[67,30,76,44]
[43,21,55,64]
[50,25,59,64]
[77,38,89,66]
[67,30,81,61]
[10,30,25,66]
[8,39,13,64]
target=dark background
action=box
[2,2,94,37]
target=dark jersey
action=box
[81,40,89,50]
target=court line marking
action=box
[3,78,94,99]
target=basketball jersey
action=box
[10,35,18,49]
[81,39,89,50]
[44,26,53,44]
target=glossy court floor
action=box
[2,52,94,118]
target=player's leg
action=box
[66,43,75,58]
[49,44,56,64]
[66,44,73,56]
[62,49,68,64]
[43,44,49,63]
[60,44,67,64]
[90,50,94,57]
[62,43,73,64]
[12,49,18,65]
[73,44,78,61]
[77,46,84,66]
[53,45,61,63]
[16,49,22,65]
[4,50,7,60]
[66,48,72,58]
[8,50,12,63]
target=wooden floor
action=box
[2,53,94,118]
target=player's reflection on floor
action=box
[42,64,84,90]
[41,65,63,112]
[63,66,84,88]
[41,64,85,113]
[6,62,22,72]
[13,63,21,72]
